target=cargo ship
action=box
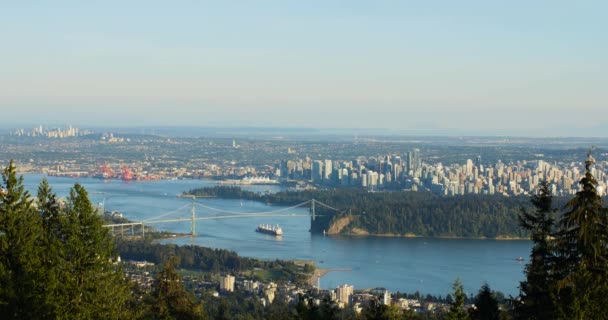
[255,224,283,236]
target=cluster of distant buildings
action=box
[100,132,129,143]
[276,149,421,189]
[218,275,448,314]
[124,260,447,315]
[9,128,606,198]
[9,125,93,138]
[220,275,289,307]
[273,150,608,197]
[127,261,440,313]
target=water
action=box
[20,174,530,296]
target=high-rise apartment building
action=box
[312,161,324,182]
[324,159,333,181]
[220,275,235,292]
[337,284,354,305]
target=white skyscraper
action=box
[324,159,333,181]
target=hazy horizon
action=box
[2,1,607,136]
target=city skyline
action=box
[1,1,607,136]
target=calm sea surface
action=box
[21,174,530,296]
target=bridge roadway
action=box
[145,213,312,224]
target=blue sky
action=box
[1,1,607,135]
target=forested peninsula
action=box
[185,187,572,239]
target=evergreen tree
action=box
[266,295,292,320]
[1,164,137,318]
[515,180,555,320]
[294,294,310,320]
[296,296,321,320]
[214,299,232,320]
[362,299,402,320]
[317,295,341,320]
[0,160,45,319]
[36,178,65,318]
[446,278,469,320]
[553,153,608,319]
[147,257,206,320]
[59,183,134,319]
[471,283,499,320]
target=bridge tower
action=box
[311,199,316,221]
[191,197,196,236]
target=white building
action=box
[382,290,391,305]
[337,284,354,306]
[220,275,235,292]
[243,280,259,293]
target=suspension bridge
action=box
[103,197,343,238]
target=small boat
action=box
[516,257,524,262]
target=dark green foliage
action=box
[556,153,607,271]
[515,181,556,320]
[551,154,608,319]
[36,178,67,318]
[362,299,402,320]
[53,184,134,319]
[318,295,348,320]
[0,162,135,319]
[471,283,500,320]
[446,279,469,320]
[266,295,294,320]
[115,239,310,284]
[187,186,260,199]
[146,257,207,320]
[513,153,608,319]
[0,160,44,319]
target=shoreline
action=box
[308,269,329,287]
[334,232,529,241]
[307,268,352,287]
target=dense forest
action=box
[187,186,573,238]
[115,239,311,285]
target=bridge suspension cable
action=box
[143,203,191,222]
[192,199,312,216]
[145,213,311,224]
[312,199,343,213]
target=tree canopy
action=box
[0,161,134,319]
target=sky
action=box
[1,1,607,136]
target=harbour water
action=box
[21,174,530,296]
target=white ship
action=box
[218,176,279,185]
[255,224,283,236]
